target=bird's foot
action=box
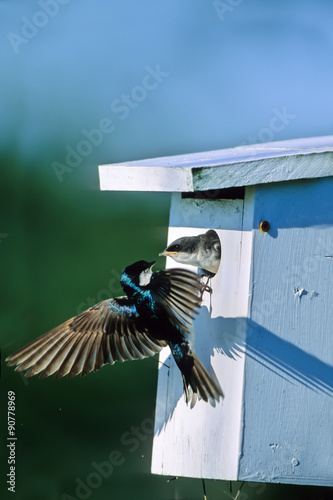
[200,277,212,298]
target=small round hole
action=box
[259,220,270,233]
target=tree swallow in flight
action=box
[6,260,223,406]
[159,230,221,277]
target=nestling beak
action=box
[159,251,178,256]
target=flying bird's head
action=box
[121,260,156,288]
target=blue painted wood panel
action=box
[239,177,333,485]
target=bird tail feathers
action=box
[170,343,224,407]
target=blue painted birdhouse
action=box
[99,136,333,486]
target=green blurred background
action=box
[1,1,333,499]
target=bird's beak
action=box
[159,251,178,256]
[148,261,156,269]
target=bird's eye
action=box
[174,245,180,250]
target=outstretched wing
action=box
[150,268,202,332]
[6,297,166,379]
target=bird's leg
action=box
[200,276,212,298]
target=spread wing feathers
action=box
[150,268,202,331]
[6,297,166,379]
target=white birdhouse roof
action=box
[99,135,333,192]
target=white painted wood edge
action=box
[99,165,193,192]
[98,136,333,192]
[151,195,256,480]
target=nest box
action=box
[99,136,333,487]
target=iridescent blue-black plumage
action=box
[6,260,223,406]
